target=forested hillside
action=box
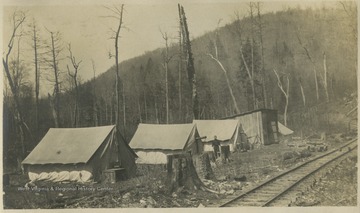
[89,6,356,135]
[3,5,357,170]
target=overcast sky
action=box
[2,0,336,94]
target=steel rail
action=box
[219,138,357,207]
[262,144,357,206]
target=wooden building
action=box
[223,109,279,148]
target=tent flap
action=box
[278,122,294,135]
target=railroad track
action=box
[219,138,358,207]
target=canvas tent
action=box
[278,122,294,136]
[223,109,279,148]
[22,125,137,183]
[130,123,202,164]
[193,120,243,153]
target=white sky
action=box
[2,0,337,94]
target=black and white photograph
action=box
[1,0,358,210]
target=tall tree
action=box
[249,3,257,109]
[2,10,32,163]
[160,30,175,124]
[237,38,262,111]
[177,16,184,122]
[207,27,240,114]
[254,2,267,108]
[122,78,127,139]
[296,32,320,103]
[29,19,41,139]
[298,77,306,107]
[273,68,290,126]
[106,4,125,130]
[178,4,199,120]
[234,13,258,110]
[321,52,330,102]
[66,43,82,127]
[91,59,98,126]
[44,29,62,127]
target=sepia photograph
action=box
[1,0,358,210]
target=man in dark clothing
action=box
[212,136,221,158]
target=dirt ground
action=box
[292,154,357,206]
[3,165,220,208]
[3,132,357,209]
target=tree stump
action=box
[194,153,216,180]
[166,153,215,193]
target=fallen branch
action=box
[346,106,357,116]
[200,186,220,194]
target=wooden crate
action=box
[102,168,125,183]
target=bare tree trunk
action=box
[51,33,60,126]
[138,97,142,123]
[160,31,173,124]
[273,69,290,126]
[323,52,329,102]
[67,43,82,127]
[208,51,240,114]
[299,78,306,107]
[239,48,257,110]
[122,84,126,140]
[296,32,319,102]
[35,63,40,132]
[178,25,183,122]
[109,4,124,129]
[155,97,159,124]
[32,22,40,139]
[178,60,182,122]
[249,3,257,109]
[2,11,28,158]
[48,31,61,127]
[284,78,289,126]
[165,41,169,124]
[48,94,59,128]
[92,59,98,126]
[179,4,199,120]
[235,13,257,111]
[144,91,148,122]
[313,66,319,101]
[330,73,335,99]
[256,2,267,108]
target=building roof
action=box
[22,125,116,165]
[193,120,240,142]
[278,122,294,135]
[130,123,195,150]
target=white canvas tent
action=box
[130,123,202,164]
[22,125,137,183]
[193,120,241,152]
